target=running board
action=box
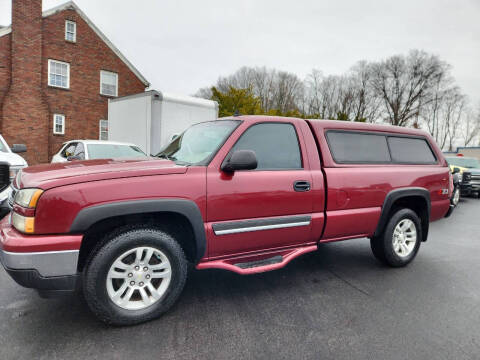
[196,245,318,275]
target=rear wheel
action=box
[83,227,187,325]
[370,208,422,267]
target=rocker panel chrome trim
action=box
[213,215,311,236]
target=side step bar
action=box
[196,245,318,275]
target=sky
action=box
[1,0,479,105]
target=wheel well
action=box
[77,212,197,272]
[389,195,429,242]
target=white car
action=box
[0,134,28,216]
[51,140,148,163]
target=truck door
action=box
[206,120,320,258]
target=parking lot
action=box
[0,199,478,360]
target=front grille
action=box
[471,174,480,184]
[0,162,9,192]
[463,171,472,183]
[8,184,17,209]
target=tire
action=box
[452,186,460,206]
[83,227,187,326]
[370,208,422,267]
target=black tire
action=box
[83,227,187,326]
[370,208,422,267]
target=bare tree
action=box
[195,66,305,115]
[370,50,449,126]
[461,104,480,146]
[349,61,380,122]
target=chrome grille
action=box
[471,174,480,184]
[8,184,17,209]
[462,172,472,182]
[0,162,9,192]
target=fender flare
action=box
[70,199,206,262]
[374,187,430,241]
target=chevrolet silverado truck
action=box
[446,155,480,198]
[0,116,453,325]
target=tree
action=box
[197,66,305,116]
[461,105,480,147]
[195,50,473,149]
[370,50,449,126]
[210,86,262,117]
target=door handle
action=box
[293,180,311,192]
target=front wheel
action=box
[83,227,187,325]
[451,186,460,206]
[370,208,422,267]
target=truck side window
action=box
[326,131,391,163]
[232,123,302,170]
[387,137,436,164]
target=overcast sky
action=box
[1,0,479,105]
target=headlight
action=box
[14,188,43,208]
[11,212,35,233]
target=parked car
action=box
[0,134,27,217]
[1,116,453,325]
[445,155,480,198]
[51,140,148,163]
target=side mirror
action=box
[221,150,257,172]
[452,167,460,174]
[67,155,82,161]
[11,144,27,153]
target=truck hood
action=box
[17,158,187,190]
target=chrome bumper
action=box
[0,249,79,277]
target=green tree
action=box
[211,86,262,117]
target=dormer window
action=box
[65,20,76,42]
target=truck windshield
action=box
[156,120,240,165]
[446,157,480,169]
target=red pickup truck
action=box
[0,116,454,325]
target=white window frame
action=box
[100,70,118,97]
[53,114,65,135]
[65,20,76,42]
[99,119,108,140]
[48,59,70,89]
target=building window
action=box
[48,60,70,89]
[53,114,65,135]
[100,70,118,96]
[65,20,76,42]
[99,119,108,140]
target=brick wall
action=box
[0,0,147,164]
[2,0,50,164]
[0,34,11,129]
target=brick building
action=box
[0,0,149,164]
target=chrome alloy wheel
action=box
[106,247,172,310]
[452,187,460,206]
[392,219,417,258]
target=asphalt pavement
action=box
[1,198,479,359]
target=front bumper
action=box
[0,217,82,295]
